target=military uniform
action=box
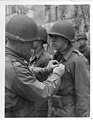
[77,33,90,65]
[30,26,52,117]
[5,47,61,117]
[5,15,65,117]
[30,48,51,81]
[48,21,90,117]
[30,48,51,117]
[78,44,90,65]
[51,45,90,117]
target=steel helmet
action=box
[48,21,75,43]
[6,14,38,42]
[37,26,47,43]
[77,33,87,41]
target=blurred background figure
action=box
[77,33,90,64]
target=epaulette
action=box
[73,49,88,62]
[73,49,83,56]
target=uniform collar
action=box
[6,47,28,66]
[60,45,74,62]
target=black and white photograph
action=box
[5,4,90,117]
[0,0,93,119]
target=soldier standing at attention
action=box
[48,21,90,117]
[5,15,65,117]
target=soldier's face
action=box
[22,42,34,62]
[51,35,67,51]
[78,39,86,47]
[33,40,43,53]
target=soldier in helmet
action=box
[77,33,90,65]
[29,26,51,117]
[30,26,51,72]
[48,21,90,117]
[5,14,65,117]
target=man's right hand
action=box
[47,60,59,72]
[53,64,65,77]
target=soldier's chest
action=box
[58,59,74,90]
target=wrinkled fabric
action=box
[79,44,90,65]
[51,45,90,117]
[30,50,51,81]
[5,47,61,117]
[30,50,51,117]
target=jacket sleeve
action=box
[75,55,90,117]
[12,65,61,102]
[29,56,51,82]
[29,66,52,82]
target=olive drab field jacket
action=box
[51,45,90,117]
[5,47,61,117]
